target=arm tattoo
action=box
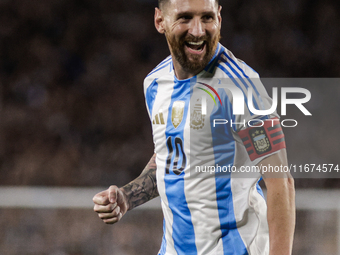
[121,154,158,210]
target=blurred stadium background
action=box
[0,0,339,254]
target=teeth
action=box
[188,41,204,45]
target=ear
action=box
[217,5,222,28]
[155,7,165,34]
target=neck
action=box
[172,58,203,80]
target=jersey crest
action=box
[190,98,205,130]
[171,101,185,128]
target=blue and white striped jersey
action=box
[143,43,284,255]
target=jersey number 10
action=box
[165,137,187,175]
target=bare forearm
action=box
[266,177,295,255]
[121,154,159,211]
[260,150,295,254]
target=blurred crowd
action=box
[0,0,339,254]
[0,0,339,187]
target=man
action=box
[93,0,295,254]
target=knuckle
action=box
[94,196,106,205]
[110,203,117,211]
[118,212,123,220]
[93,205,100,212]
[109,185,117,191]
[99,211,115,220]
[104,217,118,224]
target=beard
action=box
[166,31,221,74]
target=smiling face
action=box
[155,0,222,79]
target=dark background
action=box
[0,1,339,254]
[0,0,339,188]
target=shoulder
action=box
[143,55,173,94]
[209,46,275,117]
[146,55,173,80]
[215,47,259,79]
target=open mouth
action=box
[185,41,206,53]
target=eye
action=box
[179,15,192,21]
[202,15,214,22]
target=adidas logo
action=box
[152,110,165,125]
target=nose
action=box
[188,17,205,38]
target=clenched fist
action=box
[93,185,129,224]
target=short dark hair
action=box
[158,0,219,10]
